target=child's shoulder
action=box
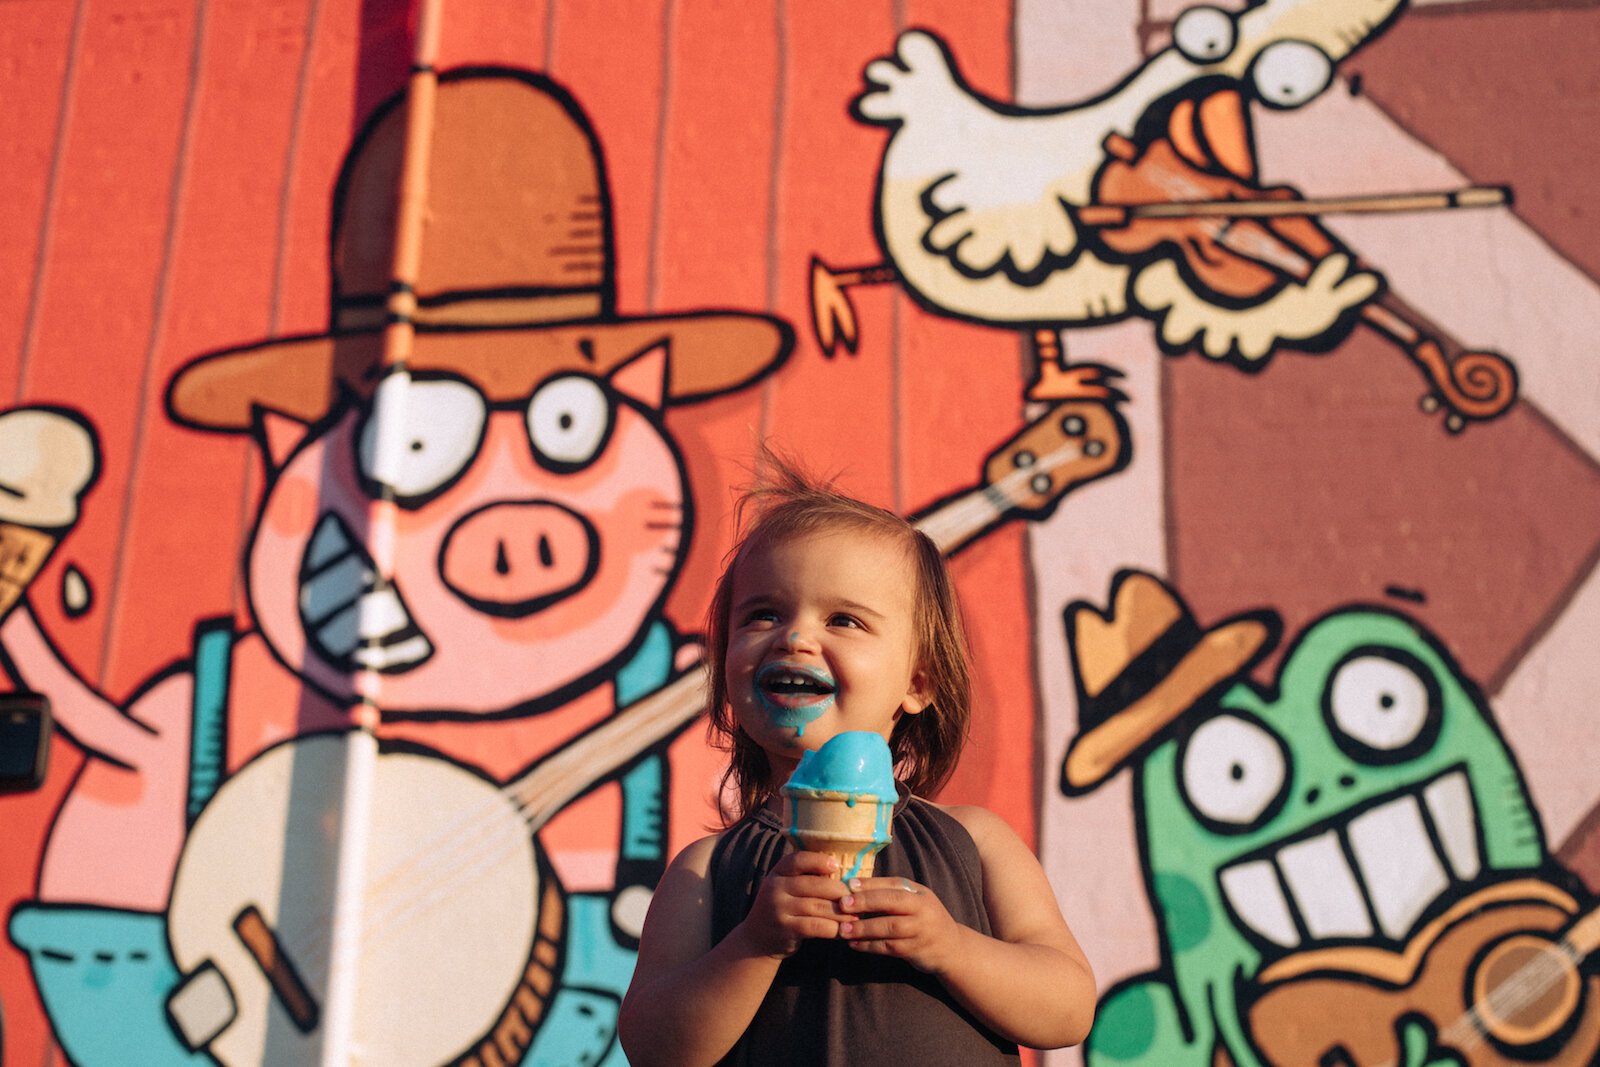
[919,799,1034,865]
[921,799,1018,843]
[667,829,728,878]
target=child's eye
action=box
[828,613,863,629]
[741,609,779,627]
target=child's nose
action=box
[779,627,818,653]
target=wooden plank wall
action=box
[0,2,1032,1062]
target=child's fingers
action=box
[780,893,849,921]
[846,875,927,895]
[786,915,844,941]
[839,876,929,915]
[774,849,844,878]
[837,914,914,942]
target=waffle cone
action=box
[783,790,891,881]
[0,522,58,624]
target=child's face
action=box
[725,528,928,771]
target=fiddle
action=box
[1084,131,1519,432]
[1243,878,1600,1066]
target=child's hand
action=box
[838,875,962,974]
[736,850,850,959]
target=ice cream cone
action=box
[0,522,59,625]
[0,408,99,624]
[784,788,893,881]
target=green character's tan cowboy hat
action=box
[169,68,791,431]
[1061,570,1281,793]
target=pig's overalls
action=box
[11,616,676,1067]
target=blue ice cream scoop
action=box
[783,731,897,798]
[781,732,896,879]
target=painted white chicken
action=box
[840,0,1409,364]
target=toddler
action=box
[619,460,1095,1065]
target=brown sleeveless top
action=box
[709,792,1023,1066]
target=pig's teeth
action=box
[301,554,373,625]
[352,634,433,672]
[355,587,412,641]
[305,513,354,572]
[299,511,433,673]
[314,588,421,658]
[316,603,363,657]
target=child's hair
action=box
[706,453,972,822]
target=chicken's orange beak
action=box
[1167,87,1255,182]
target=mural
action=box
[2,1,1597,1066]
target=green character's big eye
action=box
[1179,713,1290,834]
[1322,648,1442,765]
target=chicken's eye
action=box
[1172,6,1237,64]
[1249,40,1333,109]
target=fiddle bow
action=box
[1085,132,1519,433]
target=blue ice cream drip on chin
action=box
[781,732,897,878]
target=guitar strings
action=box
[1433,908,1600,1062]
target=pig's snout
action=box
[440,501,599,616]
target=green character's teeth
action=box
[1420,771,1480,882]
[1218,768,1480,954]
[1348,793,1448,939]
[1219,861,1299,949]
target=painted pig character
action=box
[5,68,791,1067]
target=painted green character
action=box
[1062,571,1595,1067]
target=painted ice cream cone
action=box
[781,732,897,881]
[0,409,98,625]
[0,523,61,623]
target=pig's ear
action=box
[254,408,312,472]
[608,340,670,412]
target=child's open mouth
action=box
[755,663,836,709]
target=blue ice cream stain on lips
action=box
[781,732,897,878]
[755,661,835,737]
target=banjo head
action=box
[168,731,548,1066]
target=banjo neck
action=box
[504,394,1130,826]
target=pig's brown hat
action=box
[168,68,791,431]
[1060,570,1279,793]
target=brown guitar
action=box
[910,392,1131,557]
[1244,878,1600,1066]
